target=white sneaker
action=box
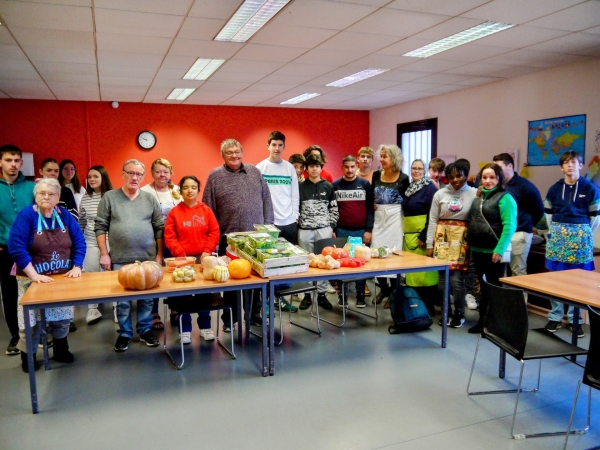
[466,293,478,310]
[113,304,118,323]
[86,308,102,324]
[200,328,215,341]
[327,284,336,294]
[181,332,192,345]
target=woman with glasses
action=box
[9,178,85,372]
[59,159,86,208]
[79,166,114,325]
[141,158,182,330]
[401,159,440,314]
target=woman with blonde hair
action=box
[371,144,409,306]
[141,158,182,330]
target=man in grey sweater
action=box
[95,159,164,352]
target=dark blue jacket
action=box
[504,173,544,232]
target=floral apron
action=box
[546,222,594,270]
[18,208,74,329]
[432,219,469,271]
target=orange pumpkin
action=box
[229,259,252,279]
[118,261,164,290]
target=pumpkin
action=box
[354,245,371,262]
[118,260,164,290]
[229,259,251,279]
[213,265,230,283]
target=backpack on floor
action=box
[388,286,433,334]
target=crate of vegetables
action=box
[253,224,280,238]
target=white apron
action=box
[371,203,403,250]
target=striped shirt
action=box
[79,191,102,243]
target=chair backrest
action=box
[583,306,600,390]
[482,280,529,360]
[314,237,348,256]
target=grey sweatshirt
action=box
[426,183,477,249]
[95,188,164,264]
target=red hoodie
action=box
[165,202,220,257]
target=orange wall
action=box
[0,99,369,192]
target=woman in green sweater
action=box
[467,163,517,334]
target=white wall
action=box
[370,58,600,200]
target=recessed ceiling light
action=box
[280,93,320,105]
[183,58,226,81]
[166,88,196,101]
[326,69,390,88]
[403,21,515,58]
[215,0,291,43]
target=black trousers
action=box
[0,250,19,336]
[472,250,506,321]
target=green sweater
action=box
[471,187,517,255]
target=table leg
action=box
[442,266,449,348]
[24,306,39,414]
[499,349,506,378]
[571,307,580,363]
[269,283,275,376]
[259,285,267,376]
[40,309,50,370]
[237,291,243,345]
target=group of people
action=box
[1,133,598,373]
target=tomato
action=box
[348,260,358,267]
[321,246,334,256]
[331,248,349,260]
[353,257,365,266]
[338,258,350,267]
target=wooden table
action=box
[499,269,600,375]
[267,252,451,375]
[20,266,268,413]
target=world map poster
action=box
[527,114,586,166]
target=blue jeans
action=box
[548,301,581,324]
[335,227,366,294]
[113,263,153,338]
[180,312,211,332]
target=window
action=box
[397,118,437,175]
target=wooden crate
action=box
[232,247,308,278]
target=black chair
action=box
[564,305,600,449]
[312,237,378,328]
[467,280,588,440]
[163,294,235,370]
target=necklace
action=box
[152,183,175,207]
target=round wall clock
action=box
[137,130,156,150]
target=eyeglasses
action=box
[224,150,242,157]
[153,170,170,176]
[412,167,424,171]
[36,191,58,198]
[124,171,145,178]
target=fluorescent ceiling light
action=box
[183,58,226,80]
[215,0,291,43]
[326,68,390,88]
[280,93,320,105]
[403,21,515,58]
[166,88,196,101]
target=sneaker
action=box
[200,328,215,341]
[337,296,347,308]
[278,297,298,313]
[222,323,236,333]
[113,305,118,323]
[6,335,19,355]
[140,331,159,347]
[181,332,191,345]
[356,294,366,309]
[545,320,562,333]
[38,335,53,349]
[317,293,333,310]
[465,294,478,310]
[86,308,102,325]
[299,296,312,310]
[450,312,465,328]
[438,309,453,326]
[114,335,130,352]
[568,323,585,338]
[364,285,371,296]
[327,284,337,294]
[291,293,304,301]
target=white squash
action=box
[213,265,230,283]
[202,255,219,280]
[354,245,371,262]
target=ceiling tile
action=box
[293,49,364,66]
[25,46,96,63]
[150,78,204,88]
[97,50,163,67]
[9,27,94,50]
[527,1,600,32]
[219,60,286,74]
[485,65,543,78]
[375,69,431,82]
[401,58,466,72]
[444,61,514,76]
[245,83,298,92]
[272,63,338,77]
[169,39,243,58]
[584,25,600,35]
[475,25,571,49]
[96,32,172,54]
[99,64,157,78]
[316,31,401,54]
[484,48,588,67]
[204,70,266,83]
[233,43,307,63]
[177,17,227,40]
[0,1,93,31]
[461,0,586,24]
[524,32,600,56]
[391,81,443,91]
[411,16,485,41]
[196,80,252,92]
[260,72,319,85]
[47,81,98,90]
[188,0,244,20]
[154,67,187,80]
[1,59,36,71]
[344,53,416,70]
[184,89,234,104]
[269,0,378,30]
[417,73,470,84]
[386,0,489,16]
[428,43,510,62]
[0,68,42,81]
[0,91,9,98]
[161,55,198,70]
[99,75,152,86]
[428,84,467,94]
[376,37,435,56]
[94,8,184,37]
[0,27,17,45]
[41,72,98,83]
[95,0,193,15]
[0,79,55,98]
[454,75,504,86]
[0,44,29,60]
[250,25,338,49]
[347,8,450,37]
